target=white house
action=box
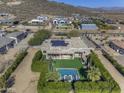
[29,16,48,25]
[7,32,28,44]
[0,37,15,54]
[41,37,94,59]
[52,17,72,25]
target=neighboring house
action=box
[29,16,48,25]
[104,19,116,24]
[0,13,15,25]
[29,19,44,25]
[72,13,81,20]
[0,19,14,25]
[0,13,9,17]
[37,16,48,21]
[53,17,72,25]
[109,40,124,55]
[41,37,94,59]
[7,32,28,44]
[0,30,6,37]
[80,24,98,31]
[0,37,15,54]
[81,17,93,24]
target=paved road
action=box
[96,51,124,93]
[11,48,40,93]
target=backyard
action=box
[53,58,83,68]
[52,58,87,80]
[31,51,120,93]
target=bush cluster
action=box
[75,81,120,93]
[28,29,51,46]
[31,50,43,72]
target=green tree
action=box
[87,66,101,82]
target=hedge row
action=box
[102,51,124,76]
[3,50,28,80]
[28,29,51,46]
[32,50,43,62]
[43,82,71,93]
[75,81,120,93]
[0,50,27,88]
[31,50,43,72]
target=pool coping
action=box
[56,68,80,80]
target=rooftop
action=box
[111,40,124,49]
[7,32,24,38]
[80,24,98,30]
[41,37,93,54]
[0,37,14,48]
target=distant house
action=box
[0,30,6,37]
[0,37,15,54]
[109,40,124,55]
[37,16,48,21]
[80,24,98,31]
[72,14,81,20]
[104,19,116,24]
[7,32,28,44]
[29,16,48,25]
[53,17,72,25]
[29,19,44,25]
[81,17,93,24]
[0,13,9,17]
[0,19,14,25]
[0,13,15,25]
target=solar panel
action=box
[51,40,68,47]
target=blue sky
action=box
[51,0,124,8]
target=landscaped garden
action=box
[31,50,121,93]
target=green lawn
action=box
[53,58,87,80]
[53,58,83,69]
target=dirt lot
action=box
[0,33,33,75]
[11,48,40,93]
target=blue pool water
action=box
[58,68,80,82]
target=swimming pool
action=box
[57,68,80,82]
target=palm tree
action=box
[87,66,101,82]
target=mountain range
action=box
[0,0,124,20]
